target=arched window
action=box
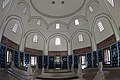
[33,35,38,43]
[23,6,27,14]
[78,34,84,42]
[2,0,10,9]
[37,20,41,26]
[75,19,80,26]
[89,6,94,13]
[55,38,61,45]
[107,0,115,7]
[12,23,18,33]
[56,23,60,29]
[31,56,37,66]
[98,21,104,32]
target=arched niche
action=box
[94,17,114,44]
[47,33,69,56]
[49,36,68,51]
[72,32,91,50]
[48,20,68,31]
[68,15,88,30]
[3,18,22,45]
[86,0,100,20]
[2,0,12,19]
[104,0,120,31]
[17,1,30,18]
[28,16,48,30]
[24,32,44,51]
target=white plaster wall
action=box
[94,17,114,44]
[0,0,3,28]
[1,0,120,53]
[3,19,22,44]
[72,32,91,49]
[25,33,44,50]
[49,36,67,51]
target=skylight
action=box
[78,34,84,42]
[75,19,80,26]
[98,21,105,32]
[12,23,18,33]
[56,23,60,29]
[107,0,115,7]
[55,38,61,45]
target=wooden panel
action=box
[48,51,68,56]
[24,47,43,55]
[73,46,92,55]
[1,36,19,50]
[97,34,116,49]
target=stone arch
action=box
[28,16,48,28]
[47,33,70,55]
[91,13,120,47]
[70,29,93,54]
[68,15,88,30]
[17,0,31,17]
[22,29,46,53]
[85,0,100,19]
[1,15,24,48]
[48,20,69,30]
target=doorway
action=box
[55,55,61,69]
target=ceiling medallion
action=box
[30,0,86,18]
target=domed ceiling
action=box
[30,0,86,18]
[1,0,119,53]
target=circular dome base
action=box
[30,0,86,18]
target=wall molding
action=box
[1,36,19,50]
[73,46,92,55]
[24,47,43,55]
[97,34,116,49]
[48,20,69,30]
[48,51,68,56]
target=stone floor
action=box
[0,69,18,80]
[83,68,120,80]
[0,68,120,80]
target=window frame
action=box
[89,6,94,13]
[23,6,27,14]
[12,23,18,33]
[55,37,61,45]
[30,56,37,66]
[78,34,84,42]
[33,35,38,43]
[98,21,105,32]
[2,0,10,9]
[37,20,41,26]
[75,19,80,26]
[107,0,115,7]
[56,23,60,30]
